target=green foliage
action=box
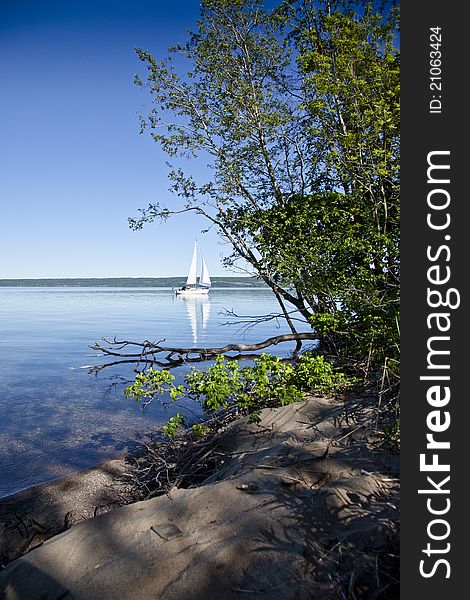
[290,354,350,393]
[125,370,180,404]
[309,312,346,336]
[125,354,351,434]
[191,423,211,438]
[161,413,186,439]
[292,1,400,383]
[185,356,242,411]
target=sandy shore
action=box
[0,396,399,598]
[0,453,140,567]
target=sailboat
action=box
[175,241,211,296]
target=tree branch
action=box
[89,332,320,371]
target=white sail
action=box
[176,240,210,295]
[186,241,198,286]
[199,254,211,288]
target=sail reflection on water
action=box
[176,295,211,345]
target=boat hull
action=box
[175,287,210,296]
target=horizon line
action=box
[0,275,257,281]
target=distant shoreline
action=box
[0,277,268,288]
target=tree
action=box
[252,0,400,386]
[126,0,399,391]
[131,0,318,336]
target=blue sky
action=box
[0,0,237,278]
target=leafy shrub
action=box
[125,353,351,437]
[161,413,186,439]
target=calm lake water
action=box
[0,287,310,498]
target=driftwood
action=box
[89,332,320,372]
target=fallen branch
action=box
[89,332,320,371]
